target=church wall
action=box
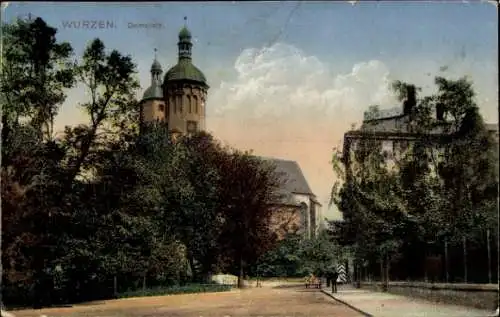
[293,194,312,239]
[309,198,320,238]
[141,99,166,123]
[269,205,302,240]
[164,83,207,134]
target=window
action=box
[309,203,316,238]
[187,95,192,113]
[187,120,198,134]
[299,202,308,238]
[193,95,198,113]
[158,104,164,112]
[169,97,174,113]
[176,95,182,113]
[382,141,393,159]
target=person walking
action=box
[331,268,339,293]
[325,266,335,288]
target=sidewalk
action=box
[321,285,497,317]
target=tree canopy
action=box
[1,17,284,308]
[330,75,498,283]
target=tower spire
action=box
[150,48,162,84]
[178,17,192,60]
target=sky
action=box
[2,1,498,220]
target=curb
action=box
[320,289,373,317]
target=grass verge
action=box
[117,283,232,299]
[247,277,304,282]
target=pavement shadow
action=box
[294,288,325,293]
[271,283,304,289]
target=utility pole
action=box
[463,236,467,283]
[487,229,492,284]
[444,238,449,283]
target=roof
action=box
[262,157,314,196]
[363,106,402,121]
[361,115,408,133]
[179,26,192,39]
[142,83,163,101]
[164,59,208,86]
[151,59,162,73]
[485,123,498,133]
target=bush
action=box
[117,284,232,299]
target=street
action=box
[12,285,363,317]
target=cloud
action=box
[482,0,498,7]
[209,43,397,122]
[207,42,400,219]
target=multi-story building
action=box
[342,86,498,168]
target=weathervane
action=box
[184,16,187,25]
[154,48,158,59]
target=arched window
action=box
[309,202,316,238]
[169,97,174,113]
[187,95,192,113]
[176,95,182,113]
[299,202,308,238]
[200,98,205,115]
[193,95,198,114]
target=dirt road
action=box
[12,284,363,317]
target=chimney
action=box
[436,103,445,121]
[403,85,416,116]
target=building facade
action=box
[263,158,322,240]
[139,23,208,136]
[342,87,498,168]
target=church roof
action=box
[164,59,207,86]
[151,59,162,73]
[262,157,315,196]
[142,84,163,101]
[179,26,192,39]
[164,24,208,87]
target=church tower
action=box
[163,18,209,136]
[139,49,166,130]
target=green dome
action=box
[151,59,162,72]
[179,26,191,39]
[164,59,208,86]
[142,84,163,100]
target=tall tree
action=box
[1,17,75,141]
[217,153,283,287]
[433,77,498,244]
[172,132,228,281]
[1,17,77,307]
[62,38,139,190]
[331,75,498,283]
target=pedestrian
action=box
[331,269,339,293]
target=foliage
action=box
[252,234,303,277]
[330,74,498,282]
[1,17,75,141]
[1,17,283,308]
[215,151,283,286]
[116,284,232,299]
[250,230,345,278]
